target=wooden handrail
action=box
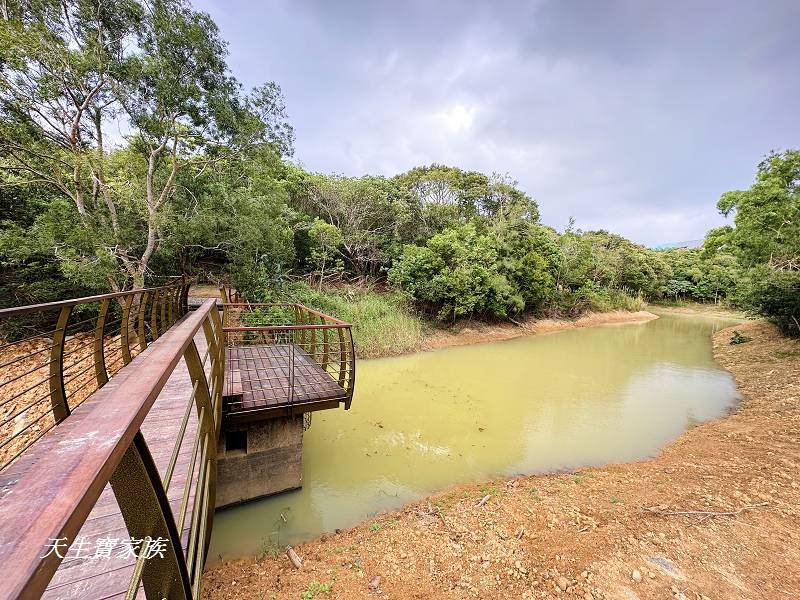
[0,299,216,600]
[223,303,351,326]
[0,280,187,318]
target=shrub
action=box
[740,268,800,337]
[388,223,556,321]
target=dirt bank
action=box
[202,319,800,600]
[651,304,747,320]
[418,311,659,355]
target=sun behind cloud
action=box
[438,103,477,133]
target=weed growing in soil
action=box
[257,537,282,561]
[301,581,332,599]
[480,485,506,497]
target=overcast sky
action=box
[194,0,798,246]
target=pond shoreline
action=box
[369,309,660,360]
[202,318,800,600]
[416,310,660,355]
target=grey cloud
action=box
[195,0,800,244]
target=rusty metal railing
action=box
[0,298,225,600]
[0,279,192,471]
[222,303,356,414]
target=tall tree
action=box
[0,0,293,289]
[708,150,800,335]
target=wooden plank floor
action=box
[225,344,345,414]
[0,332,208,599]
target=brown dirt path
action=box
[202,319,800,600]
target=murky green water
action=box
[208,313,741,563]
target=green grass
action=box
[275,283,424,358]
[301,581,332,599]
[479,485,507,498]
[257,537,282,561]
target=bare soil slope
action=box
[419,311,658,354]
[202,320,800,600]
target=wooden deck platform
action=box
[224,344,347,423]
[0,333,207,599]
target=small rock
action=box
[632,569,643,583]
[368,576,381,590]
[557,576,569,591]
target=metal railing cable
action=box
[0,297,224,600]
[0,279,192,471]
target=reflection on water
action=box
[208,313,741,562]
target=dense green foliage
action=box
[704,151,800,335]
[0,1,795,338]
[0,0,293,293]
[657,249,739,303]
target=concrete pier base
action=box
[216,415,303,508]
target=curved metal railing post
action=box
[167,286,175,326]
[138,291,150,350]
[183,333,219,590]
[337,325,347,387]
[110,432,192,600]
[150,289,161,340]
[180,281,190,315]
[207,306,225,432]
[93,298,110,387]
[345,328,356,409]
[160,289,168,335]
[49,305,73,423]
[321,315,330,370]
[121,294,134,365]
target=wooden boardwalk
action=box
[224,344,347,422]
[0,333,207,599]
[0,296,353,598]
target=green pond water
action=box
[208,312,741,563]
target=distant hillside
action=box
[653,240,704,250]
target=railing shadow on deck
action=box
[0,297,224,600]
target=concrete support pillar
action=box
[216,415,303,508]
